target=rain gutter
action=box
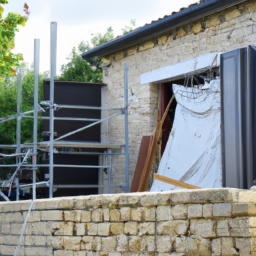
[82,0,247,60]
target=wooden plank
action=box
[154,174,201,189]
[137,95,175,192]
[130,136,152,192]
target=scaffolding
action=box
[0,22,130,201]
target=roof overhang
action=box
[140,52,221,84]
[82,0,247,59]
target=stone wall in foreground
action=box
[1,188,256,255]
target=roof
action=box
[82,0,247,60]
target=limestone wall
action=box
[101,0,256,191]
[1,188,256,255]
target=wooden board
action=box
[154,174,201,189]
[137,95,175,192]
[130,136,152,192]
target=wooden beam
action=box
[154,173,201,189]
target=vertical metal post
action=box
[49,22,57,198]
[123,63,129,192]
[107,148,112,194]
[15,177,19,201]
[33,39,40,200]
[16,68,22,200]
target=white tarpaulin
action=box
[150,79,222,192]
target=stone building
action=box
[82,0,256,193]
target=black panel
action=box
[41,81,104,197]
[221,46,256,189]
[43,81,102,142]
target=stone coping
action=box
[0,188,255,213]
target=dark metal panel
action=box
[246,45,256,187]
[221,46,256,189]
[221,49,245,188]
[43,81,102,142]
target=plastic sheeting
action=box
[150,79,222,192]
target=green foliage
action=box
[58,26,115,83]
[58,21,136,83]
[122,19,136,35]
[0,65,48,145]
[0,1,29,81]
[58,41,103,82]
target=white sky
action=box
[4,0,196,75]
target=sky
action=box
[4,0,197,75]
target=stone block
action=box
[158,35,167,45]
[213,203,232,217]
[175,236,186,253]
[129,236,141,252]
[140,193,170,206]
[144,207,156,221]
[192,23,202,34]
[217,220,230,237]
[124,222,138,235]
[74,197,87,210]
[92,209,103,222]
[156,206,172,221]
[157,236,172,253]
[119,194,140,206]
[64,210,81,222]
[102,237,117,252]
[120,207,131,221]
[110,223,124,235]
[221,238,238,255]
[46,236,64,249]
[225,9,241,21]
[41,210,63,221]
[75,223,87,236]
[81,211,91,222]
[82,236,99,251]
[199,238,211,256]
[138,42,155,52]
[24,246,53,255]
[235,238,251,255]
[54,222,73,236]
[138,222,155,236]
[0,212,23,223]
[23,211,40,222]
[157,221,176,235]
[54,250,74,256]
[103,209,110,221]
[190,219,216,238]
[87,223,98,236]
[212,238,221,255]
[98,223,110,236]
[63,236,81,250]
[203,204,213,218]
[131,208,144,221]
[188,204,203,218]
[33,197,74,211]
[172,204,188,219]
[173,220,189,236]
[110,209,121,222]
[24,235,46,246]
[73,251,87,256]
[0,245,20,256]
[232,203,256,216]
[117,234,128,253]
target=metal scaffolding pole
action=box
[49,22,57,198]
[33,39,40,200]
[16,68,22,201]
[123,63,130,192]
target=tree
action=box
[0,1,29,81]
[58,20,136,82]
